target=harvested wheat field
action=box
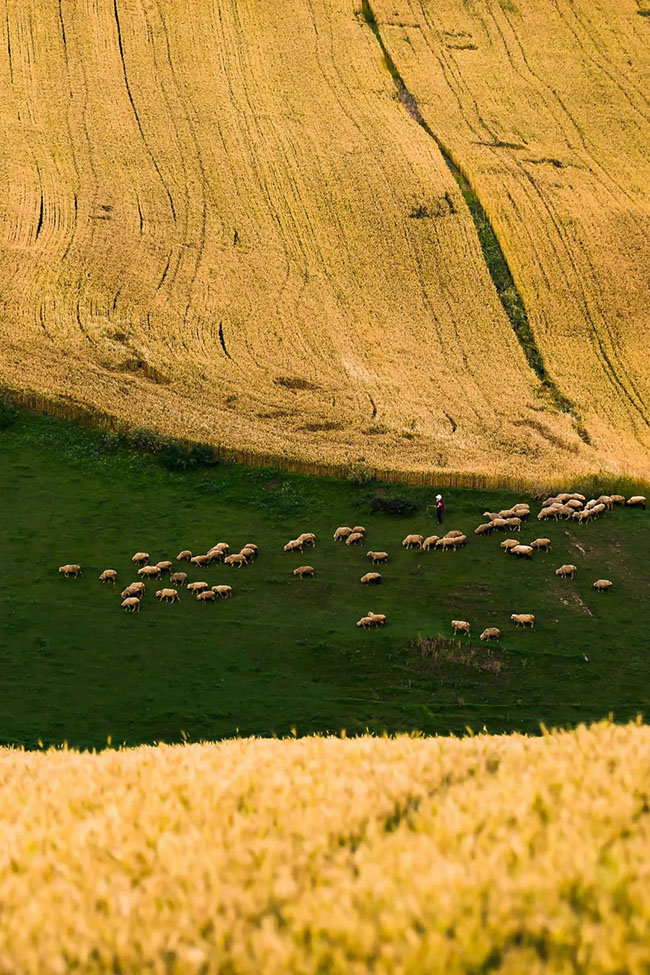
[372,0,650,475]
[0,0,614,486]
[1,721,650,973]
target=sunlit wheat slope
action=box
[0,0,598,484]
[2,723,650,973]
[372,0,650,477]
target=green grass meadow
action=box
[1,411,649,750]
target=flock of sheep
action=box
[57,490,645,637]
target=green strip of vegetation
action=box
[360,0,581,424]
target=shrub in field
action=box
[370,493,422,517]
[0,397,17,430]
[159,443,220,472]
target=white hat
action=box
[436,494,442,500]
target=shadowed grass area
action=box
[0,410,648,750]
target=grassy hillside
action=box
[2,721,650,974]
[2,0,648,482]
[372,0,650,473]
[1,410,649,750]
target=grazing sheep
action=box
[555,564,577,579]
[176,550,192,562]
[138,565,162,580]
[593,579,613,593]
[500,539,520,553]
[243,543,259,556]
[610,495,626,506]
[490,518,508,532]
[352,526,366,535]
[346,532,365,547]
[334,527,353,541]
[566,499,583,510]
[556,493,572,503]
[196,589,217,603]
[435,536,457,551]
[444,530,465,539]
[402,534,423,549]
[99,569,117,584]
[569,493,586,502]
[156,561,173,574]
[356,616,376,629]
[509,544,534,559]
[474,523,493,536]
[451,620,470,636]
[504,517,521,532]
[542,497,558,508]
[512,503,531,515]
[596,495,613,509]
[169,572,187,587]
[367,551,389,564]
[212,585,233,599]
[284,539,304,553]
[511,613,535,628]
[131,552,149,566]
[211,542,230,555]
[627,496,646,509]
[483,511,500,521]
[298,533,316,548]
[498,508,516,520]
[187,581,209,594]
[155,588,180,603]
[207,548,226,563]
[360,572,382,585]
[224,554,247,567]
[191,554,212,568]
[293,565,315,579]
[121,597,140,613]
[537,507,556,521]
[531,538,552,553]
[480,627,500,641]
[121,582,145,599]
[366,611,386,626]
[575,509,593,524]
[59,564,82,578]
[585,499,598,510]
[556,505,576,520]
[239,548,257,564]
[450,534,467,550]
[422,535,440,550]
[590,503,607,517]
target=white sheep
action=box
[212,585,233,599]
[155,588,180,603]
[59,564,82,578]
[131,552,150,566]
[334,527,353,541]
[480,627,500,641]
[422,535,440,550]
[298,533,316,548]
[627,496,646,509]
[593,579,613,592]
[451,620,470,636]
[293,565,315,579]
[402,534,423,549]
[360,572,382,585]
[367,551,389,564]
[121,597,140,613]
[509,545,533,559]
[176,550,192,562]
[511,613,535,628]
[555,564,577,579]
[138,565,162,580]
[284,539,304,553]
[346,532,364,547]
[99,569,117,583]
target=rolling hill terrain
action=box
[2,1,649,483]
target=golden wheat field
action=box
[0,722,649,973]
[0,0,614,486]
[373,0,650,476]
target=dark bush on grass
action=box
[0,398,17,430]
[369,494,422,517]
[159,443,219,472]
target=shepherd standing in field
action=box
[436,493,445,524]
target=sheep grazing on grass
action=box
[293,565,315,579]
[356,616,375,629]
[155,588,180,603]
[121,582,145,599]
[490,518,508,532]
[176,550,192,562]
[298,533,316,548]
[574,509,593,524]
[512,504,531,520]
[121,597,140,613]
[360,572,382,585]
[627,496,646,509]
[566,499,583,511]
[438,534,466,551]
[212,585,233,599]
[402,534,423,549]
[451,620,470,636]
[504,517,521,532]
[422,535,440,550]
[59,564,82,578]
[207,548,226,563]
[531,538,552,553]
[138,565,162,580]
[591,503,607,517]
[99,569,117,584]
[224,554,247,567]
[333,527,352,541]
[480,627,500,641]
[366,611,386,626]
[511,613,535,628]
[352,526,366,536]
[156,561,173,575]
[555,564,578,579]
[191,554,212,568]
[131,552,149,566]
[169,572,187,587]
[346,532,364,547]
[596,495,614,509]
[498,508,517,520]
[367,551,389,564]
[593,579,613,593]
[610,495,626,506]
[507,545,533,559]
[210,543,230,556]
[242,543,259,556]
[284,539,304,553]
[500,539,520,553]
[474,523,493,536]
[483,511,500,521]
[187,581,209,594]
[444,531,465,539]
[239,548,257,564]
[196,589,217,603]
